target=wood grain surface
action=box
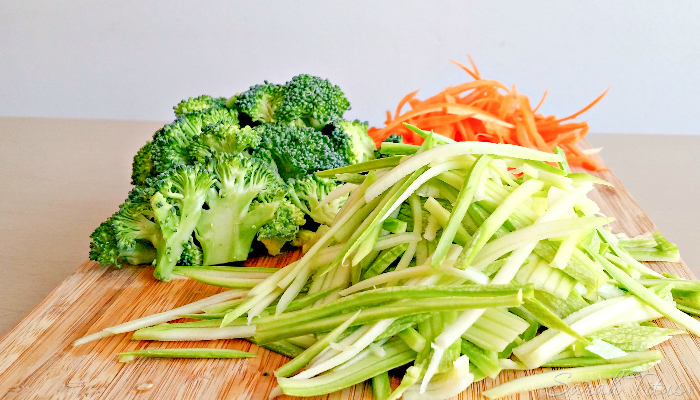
[1,151,699,400]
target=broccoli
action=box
[231,83,284,126]
[174,95,227,117]
[257,198,306,255]
[288,175,344,225]
[178,238,203,266]
[324,119,376,164]
[91,75,368,276]
[111,186,164,258]
[89,219,122,267]
[383,133,403,143]
[188,121,261,165]
[150,165,214,281]
[89,218,156,268]
[131,140,154,186]
[195,154,284,265]
[151,108,237,176]
[91,186,161,268]
[275,74,351,130]
[253,123,346,181]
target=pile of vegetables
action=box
[368,58,608,170]
[88,74,376,281]
[76,127,700,399]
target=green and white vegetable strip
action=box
[118,348,256,363]
[482,351,662,398]
[73,133,700,400]
[72,289,248,346]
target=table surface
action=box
[1,116,699,337]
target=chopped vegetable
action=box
[77,135,697,400]
[367,58,607,170]
[118,348,256,363]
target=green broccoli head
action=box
[252,123,346,181]
[325,119,376,164]
[89,217,156,268]
[288,175,344,226]
[91,186,160,268]
[188,121,261,165]
[151,107,237,176]
[174,95,227,117]
[257,197,306,256]
[131,140,154,186]
[275,74,351,129]
[383,133,404,144]
[111,186,160,251]
[89,218,123,267]
[178,237,203,266]
[150,164,214,280]
[195,154,285,265]
[232,82,284,126]
[201,107,238,127]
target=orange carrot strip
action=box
[556,88,610,123]
[395,90,420,121]
[450,59,480,80]
[436,103,514,128]
[385,110,392,125]
[433,124,456,139]
[420,80,506,106]
[461,120,477,141]
[532,90,548,113]
[415,114,469,128]
[517,95,549,152]
[468,55,481,79]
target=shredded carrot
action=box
[532,90,548,113]
[369,58,607,171]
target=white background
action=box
[2,1,699,134]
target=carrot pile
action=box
[368,58,608,170]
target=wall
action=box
[2,1,699,134]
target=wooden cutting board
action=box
[1,151,700,400]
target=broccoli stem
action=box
[198,193,277,265]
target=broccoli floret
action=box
[275,74,351,129]
[111,186,165,262]
[112,190,157,251]
[91,187,161,268]
[188,121,261,165]
[257,198,306,255]
[151,108,237,176]
[178,237,203,266]
[131,141,154,186]
[232,82,284,126]
[195,154,284,265]
[325,119,376,164]
[150,165,214,281]
[121,240,158,266]
[89,219,123,267]
[383,133,404,144]
[291,229,317,249]
[253,123,346,181]
[201,107,238,127]
[174,95,227,116]
[288,175,343,225]
[89,218,156,268]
